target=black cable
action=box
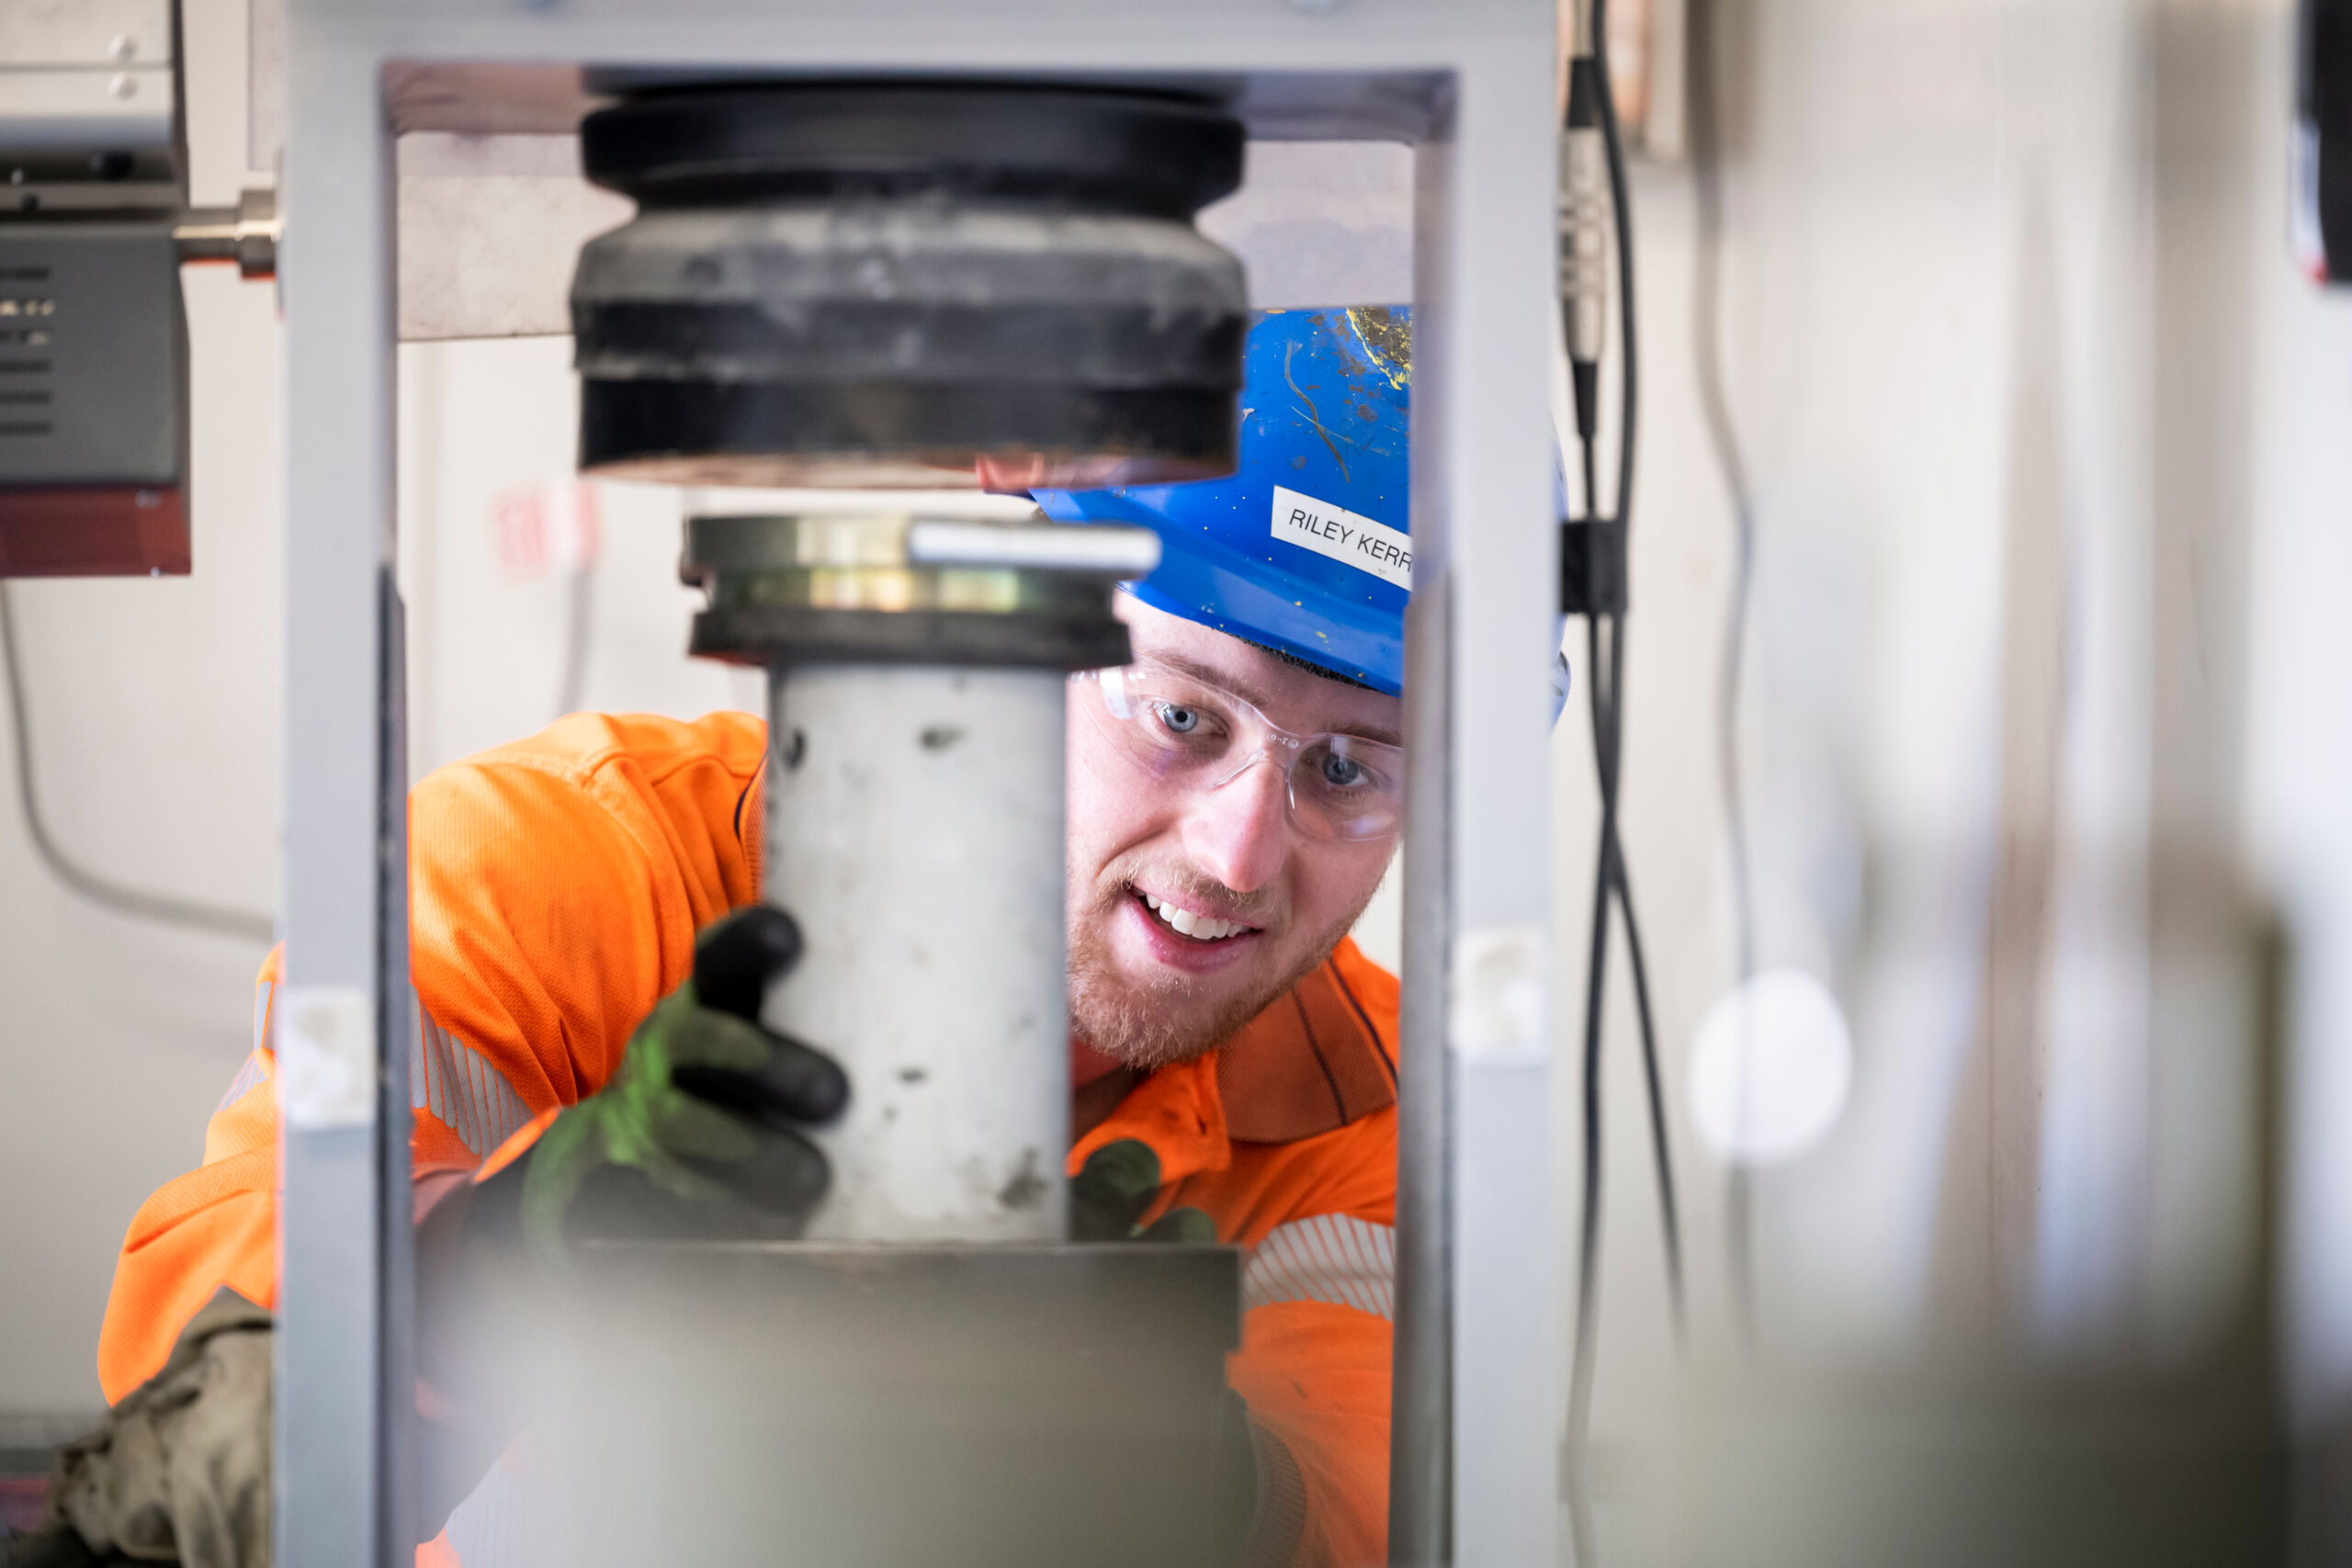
[1564,5,1681,1560]
[1606,654,1682,1325]
[1567,607,1615,1568]
[1569,73,1679,1336]
[1588,0,1679,1304]
[1688,0,1761,1342]
[0,582,274,943]
[1579,436,1604,543]
[1595,4,1638,558]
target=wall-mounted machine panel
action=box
[0,0,187,575]
[0,220,188,575]
[0,1,275,576]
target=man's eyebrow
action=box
[1144,650,1404,749]
[1148,650,1274,707]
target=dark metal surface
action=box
[694,604,1132,670]
[377,573,418,1558]
[571,81,1248,488]
[1390,579,1450,1568]
[582,377,1238,491]
[521,1242,1250,1568]
[582,83,1243,216]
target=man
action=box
[85,307,1413,1568]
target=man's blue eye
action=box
[1155,704,1200,735]
[1321,753,1366,787]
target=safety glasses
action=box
[1075,662,1405,843]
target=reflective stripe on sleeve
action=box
[411,1007,532,1160]
[213,1052,271,1115]
[212,979,279,1113]
[442,1455,527,1568]
[1242,1213,1396,1321]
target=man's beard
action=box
[1065,860,1361,1070]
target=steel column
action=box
[275,25,402,1568]
[1409,39,1564,1568]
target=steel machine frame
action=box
[272,1,1561,1562]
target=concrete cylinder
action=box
[763,663,1070,1242]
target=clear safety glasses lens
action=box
[1079,666,1403,842]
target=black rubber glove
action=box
[513,906,848,1260]
[1069,1137,1217,1244]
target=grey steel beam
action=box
[1410,35,1562,1568]
[275,19,400,1568]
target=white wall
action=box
[393,336,761,784]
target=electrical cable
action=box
[1589,0,1681,1326]
[1611,698,1681,1328]
[1566,16,1682,1325]
[1560,68,1614,1564]
[1687,0,1762,1341]
[0,581,274,942]
[1562,3,1680,1560]
[1567,608,1616,1568]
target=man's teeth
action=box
[1141,891,1250,942]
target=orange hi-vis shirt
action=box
[96,711,1400,1568]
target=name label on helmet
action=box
[1271,485,1413,591]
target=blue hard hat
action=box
[1035,306,1412,695]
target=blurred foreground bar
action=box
[522,1242,1249,1568]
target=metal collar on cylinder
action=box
[682,508,1159,671]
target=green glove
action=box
[1069,1137,1216,1245]
[515,907,848,1262]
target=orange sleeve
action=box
[402,711,764,1129]
[1181,1114,1396,1568]
[95,711,765,1403]
[97,945,285,1404]
[1227,1302,1391,1568]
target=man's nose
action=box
[1181,755,1291,894]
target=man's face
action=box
[1066,596,1402,1066]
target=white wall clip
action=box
[1449,925,1548,1061]
[277,987,376,1131]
